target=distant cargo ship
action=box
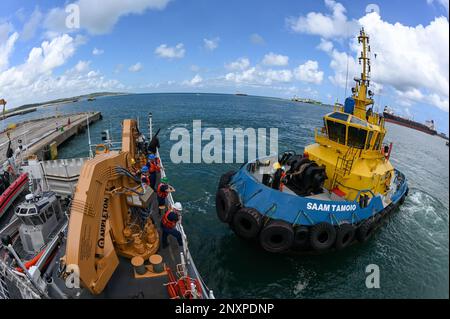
[291,96,322,105]
[383,106,437,135]
[235,92,248,96]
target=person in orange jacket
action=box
[161,202,183,249]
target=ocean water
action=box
[7,93,449,298]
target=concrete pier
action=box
[0,112,102,164]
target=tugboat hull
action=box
[216,162,408,253]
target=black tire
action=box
[218,171,236,189]
[356,219,375,243]
[259,220,294,253]
[373,213,382,224]
[215,188,240,223]
[292,226,309,249]
[309,222,336,251]
[335,224,356,250]
[232,208,263,239]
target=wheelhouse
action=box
[322,111,384,151]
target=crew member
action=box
[157,177,175,210]
[147,154,160,190]
[137,133,146,154]
[140,166,150,191]
[279,166,287,192]
[271,162,286,191]
[130,158,139,176]
[161,202,183,249]
[148,134,160,154]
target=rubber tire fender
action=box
[259,220,294,253]
[335,224,356,250]
[218,171,236,189]
[215,188,240,223]
[309,222,337,251]
[232,207,263,239]
[292,226,309,249]
[356,219,375,243]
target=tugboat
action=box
[215,28,409,253]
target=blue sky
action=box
[0,0,449,133]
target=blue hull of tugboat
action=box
[229,164,408,226]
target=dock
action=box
[0,112,102,164]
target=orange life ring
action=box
[95,144,109,154]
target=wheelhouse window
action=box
[328,112,349,122]
[326,120,347,144]
[374,133,383,150]
[347,126,368,149]
[46,205,55,219]
[366,131,374,149]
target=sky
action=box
[0,0,449,133]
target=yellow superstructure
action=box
[305,28,394,202]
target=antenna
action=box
[344,52,350,100]
[148,112,153,140]
[86,113,93,158]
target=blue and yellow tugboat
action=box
[215,28,409,253]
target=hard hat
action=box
[273,162,281,170]
[161,177,169,183]
[141,166,149,173]
[173,202,183,211]
[130,158,136,165]
[281,166,286,171]
[148,154,156,160]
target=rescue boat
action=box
[215,28,409,253]
[0,173,29,219]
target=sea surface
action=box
[6,93,449,298]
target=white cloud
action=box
[73,60,91,73]
[265,69,293,83]
[0,22,14,44]
[92,48,104,55]
[155,43,185,59]
[225,67,293,85]
[183,74,203,86]
[326,49,358,89]
[359,12,449,111]
[262,52,289,66]
[250,33,265,45]
[203,37,220,51]
[0,31,19,72]
[0,33,124,108]
[286,0,358,39]
[0,34,76,89]
[225,57,250,71]
[317,38,333,53]
[21,8,43,41]
[44,0,171,35]
[128,62,143,72]
[298,1,449,112]
[427,0,449,13]
[294,60,324,84]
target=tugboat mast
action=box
[352,28,374,120]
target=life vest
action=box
[162,210,177,229]
[148,161,160,173]
[157,183,168,198]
